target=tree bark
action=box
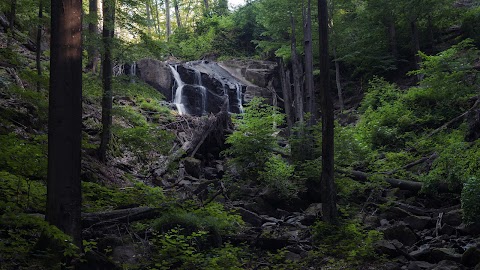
[98,0,115,162]
[47,0,83,247]
[174,0,182,28]
[333,47,344,111]
[86,0,99,73]
[203,0,209,14]
[388,21,398,59]
[166,0,171,39]
[411,19,422,78]
[303,0,315,125]
[36,0,43,92]
[318,0,338,224]
[290,14,304,124]
[278,58,294,134]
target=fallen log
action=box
[338,169,451,193]
[82,206,164,228]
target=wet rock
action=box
[183,157,202,178]
[404,215,432,230]
[440,224,456,236]
[461,246,480,267]
[443,209,463,227]
[375,240,401,257]
[136,59,173,100]
[431,260,464,270]
[407,261,435,270]
[381,223,418,246]
[235,207,263,227]
[430,248,462,263]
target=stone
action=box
[408,261,435,270]
[235,207,263,227]
[183,157,202,178]
[431,260,464,270]
[381,223,419,246]
[440,224,456,236]
[404,215,432,230]
[430,248,462,263]
[136,59,173,100]
[410,245,432,261]
[382,206,414,220]
[375,240,401,257]
[461,246,480,267]
[443,209,463,227]
[111,245,138,266]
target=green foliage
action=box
[461,7,480,47]
[0,171,46,213]
[312,220,382,262]
[149,227,245,270]
[82,74,103,101]
[461,176,480,224]
[0,212,79,270]
[113,76,165,100]
[223,97,284,179]
[82,181,165,212]
[259,154,297,199]
[113,125,174,159]
[0,133,47,179]
[152,202,244,235]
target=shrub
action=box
[259,154,297,200]
[462,176,480,224]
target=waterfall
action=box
[130,62,136,83]
[169,65,187,115]
[235,83,244,114]
[194,70,207,115]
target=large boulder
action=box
[136,59,173,100]
[381,223,419,246]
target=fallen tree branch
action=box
[385,153,438,175]
[81,206,162,228]
[337,169,451,193]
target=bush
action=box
[259,154,297,200]
[462,176,480,224]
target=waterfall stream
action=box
[169,65,187,115]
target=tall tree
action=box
[47,0,83,246]
[173,0,182,28]
[7,0,17,48]
[318,0,337,224]
[98,0,115,162]
[86,0,100,73]
[36,0,43,91]
[303,0,315,124]
[166,0,171,39]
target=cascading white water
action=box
[194,70,207,115]
[169,65,187,115]
[130,62,136,83]
[234,83,244,113]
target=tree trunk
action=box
[7,0,16,48]
[47,0,83,247]
[203,0,209,14]
[98,0,115,162]
[278,58,294,134]
[333,47,344,111]
[86,0,99,73]
[318,0,338,224]
[290,14,304,124]
[36,0,43,92]
[146,0,152,32]
[303,0,315,125]
[411,19,422,76]
[154,0,161,35]
[388,20,398,59]
[174,0,182,28]
[166,0,171,39]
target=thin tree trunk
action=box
[98,0,115,162]
[290,14,303,124]
[47,0,83,247]
[278,58,294,134]
[86,0,99,73]
[7,0,16,48]
[146,0,152,32]
[154,0,161,35]
[318,0,338,224]
[203,0,209,14]
[304,0,315,125]
[333,47,343,111]
[174,0,182,28]
[166,0,171,39]
[411,19,421,71]
[36,0,43,92]
[388,20,398,59]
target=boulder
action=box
[407,261,435,270]
[235,207,263,227]
[443,209,463,227]
[136,59,173,100]
[183,157,202,178]
[461,246,480,267]
[381,223,418,246]
[430,248,462,263]
[440,224,456,236]
[404,215,433,230]
[430,260,465,270]
[375,240,401,257]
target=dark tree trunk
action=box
[203,0,209,13]
[388,20,398,59]
[154,0,161,35]
[47,0,83,247]
[278,58,294,134]
[290,14,304,124]
[98,0,115,162]
[318,0,338,224]
[174,0,182,28]
[86,0,99,73]
[7,0,16,48]
[36,0,43,91]
[411,19,422,71]
[304,0,315,124]
[146,0,152,31]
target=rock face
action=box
[136,59,173,100]
[135,58,280,116]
